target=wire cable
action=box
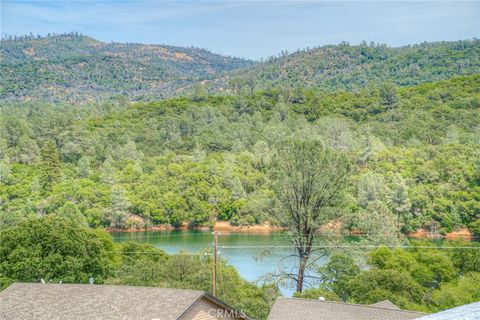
[110,231,480,240]
[220,245,480,249]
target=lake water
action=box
[110,230,471,296]
[110,230,323,296]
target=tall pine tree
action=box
[77,156,90,178]
[40,140,61,193]
[390,173,411,232]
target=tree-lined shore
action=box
[1,75,479,236]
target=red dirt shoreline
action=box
[408,228,474,240]
[107,221,286,233]
[107,222,474,240]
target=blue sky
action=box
[1,0,479,59]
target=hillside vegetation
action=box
[2,35,479,103]
[218,40,480,93]
[1,75,479,235]
[0,33,253,103]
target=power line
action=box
[115,251,212,255]
[219,245,480,249]
[111,245,480,256]
[110,231,480,240]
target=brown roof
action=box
[267,297,426,320]
[0,283,247,320]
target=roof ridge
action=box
[10,282,205,293]
[277,297,426,315]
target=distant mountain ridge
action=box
[1,33,479,103]
[0,33,253,103]
[214,39,480,93]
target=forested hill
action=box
[2,35,480,103]
[217,40,480,93]
[0,33,253,103]
[1,74,479,235]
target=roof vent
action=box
[318,297,325,301]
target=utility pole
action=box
[212,231,218,296]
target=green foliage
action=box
[55,201,88,227]
[318,254,360,301]
[348,268,425,309]
[368,246,456,288]
[270,137,352,292]
[0,75,479,233]
[77,156,90,178]
[379,83,398,108]
[307,243,480,313]
[0,216,115,283]
[0,160,11,183]
[107,185,130,227]
[431,272,480,311]
[0,33,253,103]
[390,173,412,232]
[39,140,61,192]
[221,40,480,94]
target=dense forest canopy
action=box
[1,74,479,235]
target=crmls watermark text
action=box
[208,308,247,318]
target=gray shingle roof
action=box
[370,300,401,310]
[0,283,205,320]
[267,297,426,320]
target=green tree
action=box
[356,201,398,236]
[121,140,141,161]
[55,201,87,227]
[107,185,130,227]
[192,84,207,102]
[100,155,116,184]
[390,173,412,231]
[357,172,388,208]
[431,272,480,310]
[368,246,456,289]
[318,254,360,301]
[379,83,398,108]
[77,156,90,178]
[0,160,11,183]
[348,269,425,309]
[40,140,61,192]
[12,135,39,164]
[270,137,351,293]
[0,216,115,283]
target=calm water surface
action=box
[110,230,470,296]
[111,230,318,296]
